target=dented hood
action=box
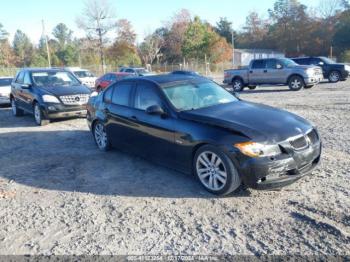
[179,101,313,143]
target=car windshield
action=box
[136,69,149,74]
[32,71,81,87]
[0,78,12,86]
[162,80,238,111]
[74,71,94,78]
[320,57,335,64]
[279,58,298,67]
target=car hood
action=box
[293,64,319,70]
[39,85,91,96]
[179,101,313,143]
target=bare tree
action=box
[76,0,116,72]
[318,0,348,18]
[138,34,164,65]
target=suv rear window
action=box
[251,60,266,69]
[0,78,12,86]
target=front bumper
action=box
[42,103,87,119]
[304,75,323,85]
[234,140,322,190]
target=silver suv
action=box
[224,58,323,91]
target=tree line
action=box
[0,0,350,70]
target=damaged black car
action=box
[87,74,322,196]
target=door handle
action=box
[264,70,268,73]
[249,70,253,74]
[130,116,137,120]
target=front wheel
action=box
[194,145,241,196]
[288,76,304,91]
[11,98,24,117]
[328,71,341,83]
[34,103,49,126]
[232,78,244,92]
[93,121,111,151]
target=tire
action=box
[33,103,49,126]
[248,86,257,90]
[11,98,24,117]
[194,145,241,196]
[328,71,341,83]
[288,75,304,91]
[304,85,314,89]
[93,121,111,151]
[232,78,244,92]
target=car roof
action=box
[123,74,208,86]
[21,68,70,73]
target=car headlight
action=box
[42,95,60,103]
[345,65,350,72]
[235,142,282,158]
[90,91,98,97]
[306,68,316,76]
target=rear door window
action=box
[111,82,133,107]
[266,59,277,69]
[251,60,266,69]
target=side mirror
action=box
[146,105,165,116]
[21,84,31,89]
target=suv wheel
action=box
[11,98,24,117]
[194,145,241,196]
[288,76,304,91]
[328,71,340,83]
[232,78,244,92]
[93,121,111,151]
[34,103,49,126]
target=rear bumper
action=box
[0,95,10,104]
[233,141,322,190]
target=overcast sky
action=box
[1,0,320,44]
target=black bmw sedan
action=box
[87,75,322,196]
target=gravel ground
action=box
[0,80,349,256]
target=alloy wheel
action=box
[291,79,301,89]
[329,71,340,83]
[196,151,227,191]
[34,104,41,125]
[233,80,242,91]
[94,123,108,150]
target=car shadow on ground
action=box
[0,108,87,128]
[0,127,251,199]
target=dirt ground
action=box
[0,80,349,256]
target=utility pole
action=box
[330,45,333,59]
[42,20,51,68]
[232,29,235,67]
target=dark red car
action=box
[95,72,133,91]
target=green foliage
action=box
[339,50,350,62]
[107,41,141,66]
[215,17,233,44]
[52,23,73,48]
[334,10,350,50]
[13,30,33,67]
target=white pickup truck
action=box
[224,58,323,91]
